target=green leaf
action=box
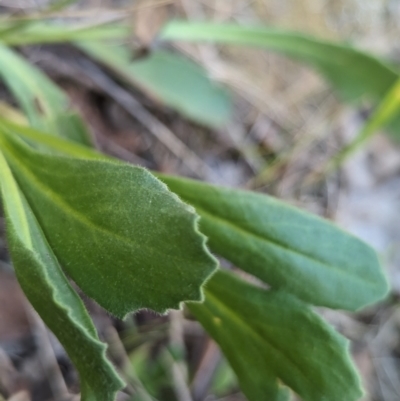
[330,77,400,168]
[45,0,82,12]
[0,132,217,318]
[49,111,94,146]
[0,118,102,160]
[161,21,399,103]
[77,40,131,67]
[1,120,387,311]
[0,21,128,45]
[0,150,124,401]
[189,270,363,401]
[161,21,400,138]
[0,44,92,145]
[79,42,232,128]
[160,175,388,311]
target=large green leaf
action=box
[79,42,232,128]
[0,149,124,401]
[160,175,388,311]
[0,44,92,145]
[189,270,363,401]
[2,119,388,311]
[0,131,217,318]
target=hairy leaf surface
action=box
[0,133,217,318]
[161,175,388,311]
[0,150,124,401]
[189,270,363,401]
[1,120,387,311]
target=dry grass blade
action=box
[24,308,69,399]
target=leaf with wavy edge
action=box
[1,120,388,311]
[0,132,217,318]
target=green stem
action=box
[328,77,400,171]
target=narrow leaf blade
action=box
[162,21,400,136]
[0,22,129,45]
[331,77,400,167]
[161,175,388,311]
[161,21,399,103]
[189,270,363,401]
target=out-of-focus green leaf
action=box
[189,270,363,401]
[128,51,232,128]
[49,112,94,145]
[162,21,400,137]
[0,102,27,125]
[161,21,399,102]
[0,132,217,318]
[0,45,92,145]
[129,346,158,399]
[46,0,81,12]
[77,40,130,67]
[0,44,63,126]
[331,77,400,168]
[0,22,128,45]
[160,175,388,311]
[0,118,101,159]
[79,42,232,128]
[0,149,124,401]
[210,358,238,396]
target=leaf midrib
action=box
[6,154,195,264]
[203,288,316,396]
[195,205,376,288]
